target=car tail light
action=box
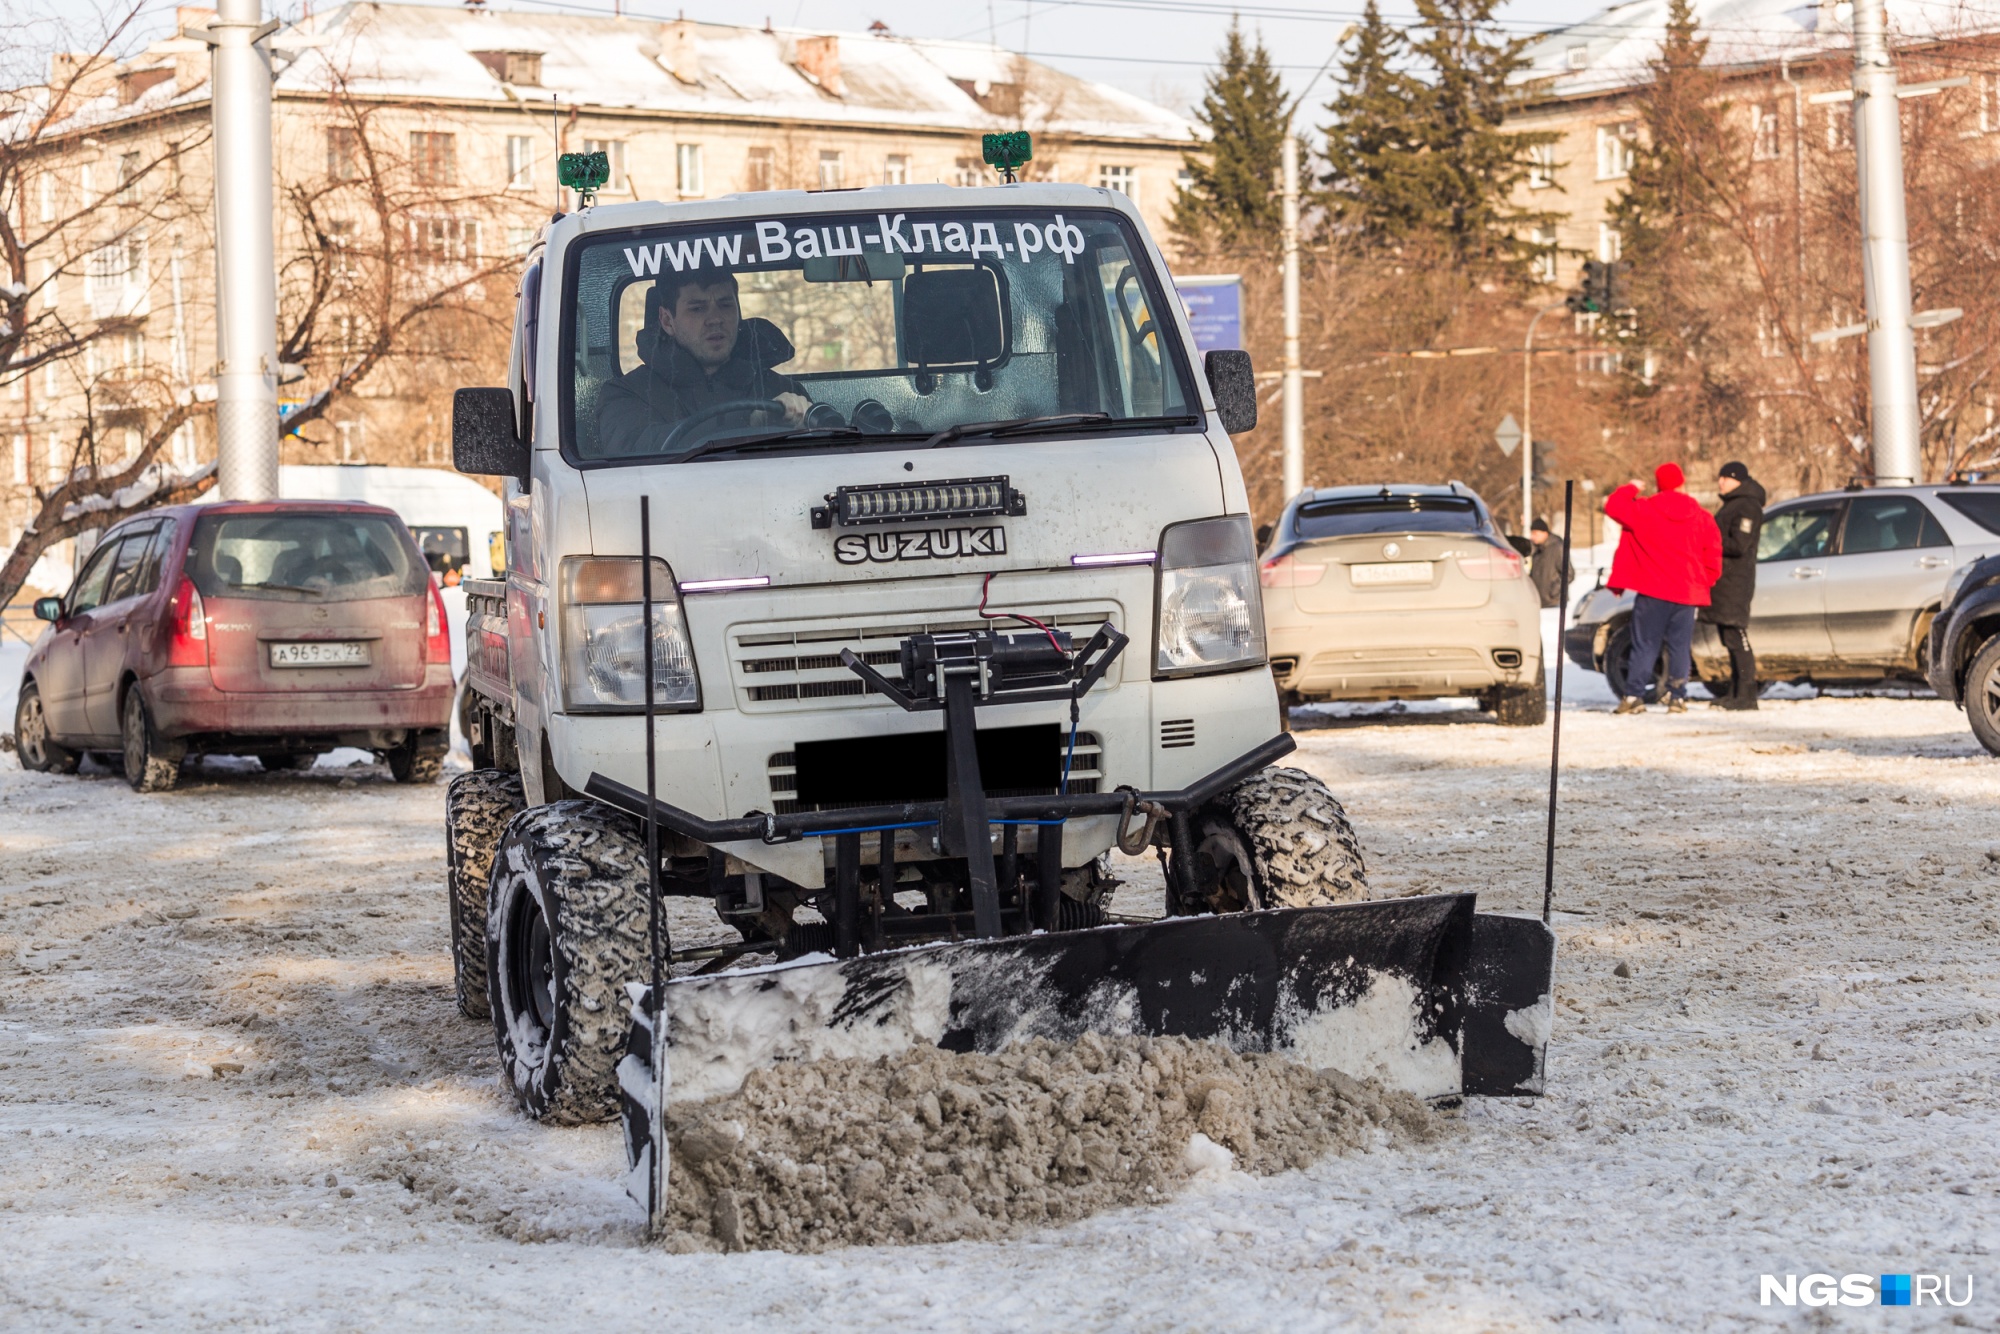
[1457,549,1524,581]
[426,578,451,663]
[1258,553,1326,588]
[168,577,207,666]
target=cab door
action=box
[1823,494,1954,667]
[38,539,123,738]
[1750,501,1843,669]
[82,524,162,735]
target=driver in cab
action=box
[597,270,811,456]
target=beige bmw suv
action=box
[1261,484,1547,725]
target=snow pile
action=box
[659,1032,1440,1254]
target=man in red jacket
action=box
[1604,463,1724,715]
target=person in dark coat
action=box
[1526,516,1572,610]
[1701,461,1766,710]
[596,271,811,457]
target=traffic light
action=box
[1606,260,1631,313]
[1567,259,1608,314]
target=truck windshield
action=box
[562,206,1196,461]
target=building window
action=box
[167,140,183,194]
[1528,142,1557,190]
[507,225,537,255]
[582,139,626,193]
[38,175,53,222]
[328,126,360,181]
[1565,45,1590,70]
[1827,105,1853,151]
[122,329,144,370]
[746,146,774,191]
[1597,222,1621,262]
[1098,164,1136,198]
[118,151,142,203]
[883,154,908,186]
[677,143,704,197]
[410,131,457,187]
[1983,71,2000,132]
[953,156,982,188]
[412,217,480,264]
[1752,102,1782,161]
[817,150,844,190]
[11,435,25,485]
[1534,225,1558,283]
[506,136,535,191]
[1595,123,1636,180]
[40,259,57,310]
[1176,166,1194,192]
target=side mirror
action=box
[1204,349,1257,436]
[1255,523,1274,548]
[453,387,529,482]
[32,597,61,622]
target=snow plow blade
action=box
[619,895,1554,1224]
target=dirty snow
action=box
[2,687,1998,1328]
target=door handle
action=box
[1791,567,1823,579]
[1917,556,1950,569]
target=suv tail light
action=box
[1457,549,1524,581]
[426,578,451,663]
[1258,553,1326,588]
[168,577,207,666]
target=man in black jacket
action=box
[1702,461,1766,709]
[596,271,811,457]
[1526,517,1573,610]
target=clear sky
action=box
[97,0,1617,115]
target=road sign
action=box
[1175,274,1242,353]
[1495,413,1522,457]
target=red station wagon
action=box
[13,500,454,791]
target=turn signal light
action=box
[168,577,207,666]
[1258,554,1326,588]
[426,577,451,663]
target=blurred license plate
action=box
[1349,561,1433,586]
[269,641,369,668]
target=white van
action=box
[278,465,505,581]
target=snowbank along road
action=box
[1,695,1996,1329]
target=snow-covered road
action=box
[2,693,1996,1329]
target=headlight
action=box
[1941,560,1975,608]
[559,557,700,712]
[1155,515,1266,677]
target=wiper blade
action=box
[675,426,863,462]
[234,581,323,595]
[921,414,1109,449]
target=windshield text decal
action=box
[621,213,1088,278]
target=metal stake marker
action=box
[1543,480,1575,925]
[639,496,663,1030]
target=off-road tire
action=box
[259,752,317,772]
[387,729,445,784]
[486,799,651,1124]
[1175,766,1368,914]
[14,682,79,774]
[1491,663,1548,727]
[121,689,183,793]
[446,768,525,1019]
[1966,635,2000,758]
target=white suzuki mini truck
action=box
[449,164,1552,1224]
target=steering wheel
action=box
[663,399,788,453]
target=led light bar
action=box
[1071,551,1157,568]
[812,476,1026,529]
[677,575,772,594]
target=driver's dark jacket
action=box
[595,318,808,457]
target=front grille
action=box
[732,608,1116,711]
[767,732,1102,815]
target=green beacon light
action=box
[558,151,611,206]
[981,132,1032,184]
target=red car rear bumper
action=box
[148,665,455,736]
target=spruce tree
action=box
[1172,22,1290,249]
[1319,0,1429,242]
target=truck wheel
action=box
[387,729,445,784]
[445,768,524,1020]
[1176,766,1368,913]
[121,689,184,793]
[486,800,651,1124]
[14,682,79,775]
[1604,624,1668,703]
[1966,635,2000,758]
[1491,664,1548,727]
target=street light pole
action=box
[1522,302,1566,534]
[1851,0,1922,486]
[209,0,280,501]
